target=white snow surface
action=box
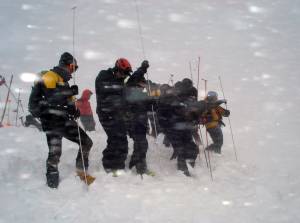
[1,0,300,222]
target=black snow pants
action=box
[206,125,223,153]
[127,112,149,169]
[98,112,128,170]
[43,116,93,174]
[166,128,199,169]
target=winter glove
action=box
[223,109,230,117]
[68,105,80,119]
[70,85,79,96]
[141,60,149,69]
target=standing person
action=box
[95,58,132,173]
[125,60,154,175]
[157,83,199,176]
[179,78,202,147]
[76,89,96,131]
[28,52,94,188]
[201,91,230,154]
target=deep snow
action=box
[0,0,300,222]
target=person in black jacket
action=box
[125,60,153,175]
[157,80,206,176]
[28,52,93,188]
[95,58,132,173]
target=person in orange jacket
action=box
[200,91,230,154]
[76,89,96,131]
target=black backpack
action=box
[28,70,48,118]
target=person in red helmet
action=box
[76,89,96,131]
[95,58,132,173]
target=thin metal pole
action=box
[0,77,25,113]
[71,6,88,187]
[72,6,77,84]
[134,0,159,141]
[196,57,200,98]
[0,75,13,125]
[203,78,213,181]
[15,89,21,126]
[218,76,238,161]
[195,57,207,166]
[189,61,193,83]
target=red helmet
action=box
[115,58,132,73]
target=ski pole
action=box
[189,61,193,83]
[195,57,208,167]
[202,77,213,180]
[134,0,161,178]
[218,76,238,161]
[71,6,89,188]
[196,57,200,99]
[134,0,159,140]
[0,75,13,126]
[15,89,21,126]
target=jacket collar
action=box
[51,66,72,82]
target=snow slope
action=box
[0,0,300,222]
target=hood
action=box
[81,89,93,100]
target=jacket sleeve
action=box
[216,106,230,117]
[126,67,147,86]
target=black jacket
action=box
[28,66,76,119]
[95,68,126,115]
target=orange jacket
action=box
[201,106,229,129]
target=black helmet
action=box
[206,91,218,102]
[181,78,193,88]
[59,52,77,66]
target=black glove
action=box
[68,105,80,119]
[70,85,79,96]
[141,60,149,69]
[223,109,230,117]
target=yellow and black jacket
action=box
[201,106,230,129]
[28,66,76,119]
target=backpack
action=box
[28,70,48,118]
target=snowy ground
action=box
[0,125,298,223]
[1,0,300,222]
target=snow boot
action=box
[136,159,147,175]
[76,170,95,185]
[136,160,155,176]
[177,159,190,177]
[46,171,59,188]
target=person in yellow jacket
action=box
[201,91,230,154]
[28,52,93,188]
